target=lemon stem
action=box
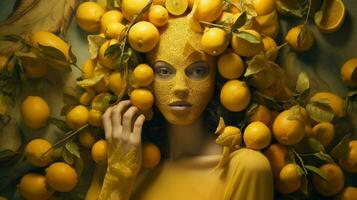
[305,0,312,24]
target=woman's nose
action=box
[173,72,189,98]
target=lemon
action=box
[82,59,96,79]
[79,90,95,106]
[46,162,78,192]
[142,143,161,169]
[133,64,154,87]
[243,121,271,150]
[148,5,169,27]
[79,129,96,148]
[314,0,345,33]
[165,0,188,16]
[76,2,105,33]
[100,10,124,32]
[88,109,103,127]
[30,31,70,60]
[310,92,345,118]
[285,25,314,52]
[128,21,160,53]
[231,29,263,57]
[130,88,154,110]
[19,173,54,200]
[194,0,223,22]
[91,140,107,165]
[21,96,50,129]
[217,51,244,79]
[66,105,89,129]
[311,122,335,147]
[21,56,48,78]
[98,39,119,69]
[104,22,126,39]
[253,0,276,16]
[201,27,229,56]
[340,58,357,86]
[262,35,278,60]
[276,163,302,194]
[122,0,152,22]
[220,80,251,112]
[108,71,124,95]
[25,139,54,167]
[216,12,235,27]
[153,0,166,5]
[313,164,345,197]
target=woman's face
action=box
[146,17,216,125]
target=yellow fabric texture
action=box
[87,148,274,200]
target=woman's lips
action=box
[169,101,192,111]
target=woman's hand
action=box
[102,100,146,178]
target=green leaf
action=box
[244,53,269,77]
[331,134,351,160]
[285,149,296,164]
[233,31,261,44]
[77,74,105,88]
[37,44,67,61]
[53,146,64,158]
[231,11,247,31]
[49,118,71,132]
[65,141,81,158]
[276,1,304,18]
[69,46,77,64]
[305,165,328,181]
[295,72,310,94]
[105,44,121,57]
[296,165,306,176]
[62,149,74,165]
[306,101,334,122]
[300,175,309,196]
[74,157,84,177]
[91,93,114,112]
[0,34,23,42]
[313,152,335,164]
[305,137,325,153]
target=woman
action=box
[96,15,273,200]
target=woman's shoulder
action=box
[227,148,272,174]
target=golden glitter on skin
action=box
[146,16,216,125]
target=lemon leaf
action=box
[331,134,351,160]
[215,117,226,134]
[295,72,310,94]
[305,165,328,182]
[92,93,114,112]
[37,44,67,61]
[53,146,64,158]
[300,175,309,196]
[0,149,16,160]
[313,152,335,164]
[296,164,306,176]
[276,1,304,18]
[231,11,247,31]
[65,141,81,158]
[233,31,261,44]
[287,105,306,122]
[297,25,309,48]
[306,100,334,122]
[88,35,107,59]
[74,156,84,177]
[305,137,326,153]
[105,43,121,57]
[49,117,71,132]
[244,53,270,77]
[62,149,74,165]
[77,74,105,88]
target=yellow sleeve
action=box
[223,148,274,200]
[97,143,141,200]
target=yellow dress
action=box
[131,148,273,200]
[87,148,274,200]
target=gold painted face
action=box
[146,16,216,125]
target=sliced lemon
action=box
[314,0,345,33]
[165,0,188,15]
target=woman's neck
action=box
[167,117,220,160]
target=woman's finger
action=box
[122,106,139,140]
[102,106,114,142]
[111,100,131,141]
[130,114,146,146]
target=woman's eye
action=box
[186,62,209,80]
[153,61,175,79]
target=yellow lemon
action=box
[201,27,229,56]
[130,88,154,110]
[142,143,161,169]
[216,12,235,27]
[194,0,223,22]
[76,2,105,33]
[88,109,103,127]
[243,121,271,150]
[104,22,126,39]
[25,139,53,167]
[21,56,48,78]
[339,140,357,173]
[148,5,169,27]
[340,58,357,86]
[46,162,78,192]
[249,105,272,126]
[100,10,124,32]
[108,71,124,95]
[220,80,251,112]
[276,163,302,194]
[311,122,335,147]
[133,64,154,87]
[262,35,278,61]
[217,50,244,79]
[98,39,119,69]
[66,105,89,129]
[337,186,357,200]
[253,0,276,16]
[82,59,96,79]
[310,92,345,118]
[313,163,345,197]
[285,25,314,52]
[314,0,345,33]
[165,0,188,16]
[19,173,54,200]
[79,129,96,148]
[231,29,263,57]
[91,140,107,165]
[30,31,70,60]
[272,109,306,145]
[122,0,152,22]
[128,21,160,53]
[21,96,50,129]
[153,0,166,5]
[264,143,288,179]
